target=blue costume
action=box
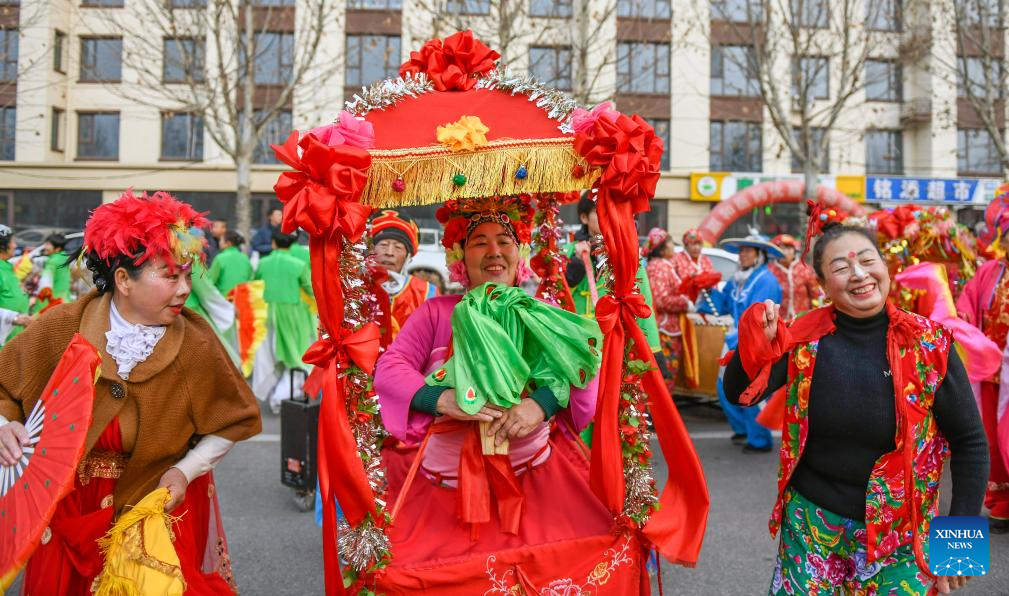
[698,262,782,449]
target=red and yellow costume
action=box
[370,210,439,341]
[768,234,822,321]
[958,185,1009,521]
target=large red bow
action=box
[594,293,652,334]
[272,131,372,241]
[574,113,663,214]
[399,30,499,91]
[302,323,381,375]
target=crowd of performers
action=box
[0,28,1003,596]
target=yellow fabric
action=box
[94,488,186,596]
[13,253,32,281]
[243,280,270,377]
[436,115,490,152]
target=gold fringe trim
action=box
[362,137,600,207]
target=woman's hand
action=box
[157,467,189,512]
[487,399,545,446]
[436,389,503,423]
[13,314,31,327]
[0,421,29,466]
[935,576,971,594]
[761,299,781,344]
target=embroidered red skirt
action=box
[22,417,237,595]
[376,428,648,594]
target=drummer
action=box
[697,232,782,453]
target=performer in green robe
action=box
[185,256,241,366]
[0,225,30,345]
[251,231,315,413]
[563,194,664,446]
[37,232,72,303]
[208,230,254,296]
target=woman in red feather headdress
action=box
[0,190,261,594]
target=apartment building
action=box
[0,0,1000,238]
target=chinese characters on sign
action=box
[865,177,997,204]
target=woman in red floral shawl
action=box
[643,227,690,390]
[722,218,987,595]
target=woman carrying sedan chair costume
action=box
[269,30,709,595]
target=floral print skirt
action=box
[770,487,930,596]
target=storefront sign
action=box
[865,176,999,205]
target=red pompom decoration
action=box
[398,30,500,92]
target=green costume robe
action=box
[208,246,254,296]
[255,249,315,370]
[0,259,29,344]
[41,249,72,301]
[184,260,241,365]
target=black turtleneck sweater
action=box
[723,308,989,521]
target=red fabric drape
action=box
[272,131,377,595]
[577,111,710,566]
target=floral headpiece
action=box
[801,200,847,262]
[681,228,703,246]
[83,189,208,268]
[435,194,534,286]
[642,227,670,257]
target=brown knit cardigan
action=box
[0,290,262,512]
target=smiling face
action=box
[113,257,193,326]
[463,221,519,288]
[818,232,889,318]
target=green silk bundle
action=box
[426,282,603,414]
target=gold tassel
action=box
[94,573,140,596]
[362,138,600,207]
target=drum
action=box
[674,313,731,400]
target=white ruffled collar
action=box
[105,299,167,381]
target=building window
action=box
[711,0,763,22]
[80,37,122,82]
[0,107,14,161]
[0,29,17,82]
[51,107,64,152]
[791,127,828,173]
[445,0,490,15]
[54,30,66,73]
[865,129,902,175]
[254,32,294,85]
[81,0,124,7]
[710,45,758,97]
[254,110,293,164]
[161,113,204,161]
[77,112,120,160]
[958,128,1002,175]
[529,46,572,91]
[865,60,901,101]
[617,0,671,19]
[617,41,670,94]
[530,0,572,17]
[169,0,209,6]
[867,0,900,31]
[646,118,671,170]
[164,38,205,83]
[346,35,401,88]
[348,0,403,7]
[791,0,829,28]
[958,56,1004,98]
[710,121,762,172]
[961,0,1002,26]
[792,56,829,100]
[251,0,295,5]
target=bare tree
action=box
[2,2,59,110]
[934,0,1009,176]
[92,0,343,240]
[406,0,619,105]
[688,0,885,204]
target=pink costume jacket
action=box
[957,259,1006,334]
[374,295,599,480]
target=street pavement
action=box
[7,403,1006,595]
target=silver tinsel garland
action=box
[344,73,435,117]
[477,68,584,125]
[335,238,392,573]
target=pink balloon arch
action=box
[696,180,866,245]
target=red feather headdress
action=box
[83,189,209,267]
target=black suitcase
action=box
[280,370,319,497]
